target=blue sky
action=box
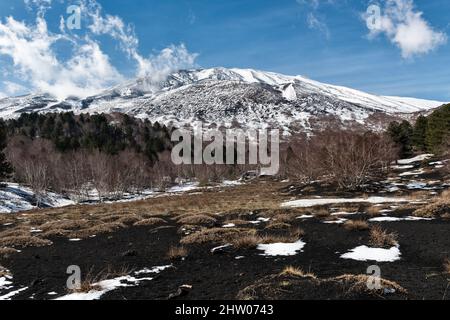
[0,0,449,100]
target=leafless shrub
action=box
[285,130,396,190]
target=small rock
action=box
[168,284,193,300]
[122,250,138,257]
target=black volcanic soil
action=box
[2,216,449,300]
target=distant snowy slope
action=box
[0,67,445,131]
[0,183,74,214]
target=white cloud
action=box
[0,0,198,100]
[307,12,330,39]
[0,16,122,100]
[297,0,334,38]
[3,81,26,96]
[365,0,447,58]
[83,0,197,82]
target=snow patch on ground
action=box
[399,169,425,177]
[257,240,305,257]
[0,270,29,300]
[55,265,172,300]
[323,218,348,224]
[397,154,433,165]
[0,183,74,214]
[369,216,433,222]
[282,196,408,208]
[0,179,243,214]
[340,245,401,262]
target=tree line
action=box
[387,104,450,157]
[0,106,447,201]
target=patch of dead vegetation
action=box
[281,266,316,278]
[181,228,257,245]
[39,220,90,231]
[0,181,288,248]
[0,265,11,277]
[444,259,450,275]
[41,229,70,238]
[133,218,167,227]
[369,226,398,248]
[116,214,142,225]
[0,228,32,238]
[231,228,304,250]
[264,222,291,230]
[223,219,251,227]
[272,214,294,223]
[167,246,188,260]
[69,222,127,239]
[414,192,450,218]
[343,220,370,231]
[0,236,52,248]
[0,247,19,259]
[313,208,330,219]
[237,273,407,300]
[0,215,15,225]
[66,266,131,295]
[177,215,217,226]
[366,206,382,217]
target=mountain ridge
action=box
[0,67,446,132]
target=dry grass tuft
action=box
[413,190,450,218]
[70,222,126,238]
[181,228,256,245]
[0,228,32,238]
[0,236,52,248]
[232,228,304,249]
[444,259,450,275]
[177,215,217,226]
[414,200,450,218]
[0,265,11,277]
[167,246,188,260]
[369,226,398,248]
[41,229,70,238]
[313,208,330,219]
[264,222,291,230]
[272,214,293,223]
[231,235,261,249]
[0,247,19,259]
[39,220,90,231]
[0,216,14,225]
[223,219,250,226]
[67,266,132,294]
[366,206,382,217]
[133,218,167,227]
[333,274,407,295]
[116,214,142,225]
[281,266,316,278]
[343,220,370,231]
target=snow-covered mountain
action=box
[0,67,445,132]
